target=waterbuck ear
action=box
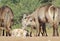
[23,14,32,19]
[23,14,27,19]
[27,14,32,18]
[26,15,31,19]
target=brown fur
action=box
[0,5,14,36]
[24,4,59,36]
[23,5,51,36]
[46,5,59,36]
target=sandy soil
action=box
[0,36,60,41]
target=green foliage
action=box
[40,0,52,3]
[53,0,60,7]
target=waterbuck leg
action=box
[30,26,33,37]
[36,27,40,37]
[3,29,5,36]
[6,26,11,36]
[30,32,32,37]
[56,26,59,36]
[53,25,55,36]
[6,31,11,36]
[45,28,48,36]
[0,28,3,36]
[35,17,39,37]
[8,26,11,36]
[41,22,47,36]
[44,23,48,36]
[38,26,41,36]
[6,31,8,36]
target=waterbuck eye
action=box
[25,17,26,19]
[24,17,27,19]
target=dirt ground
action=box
[0,26,60,41]
[0,36,60,41]
[0,30,60,41]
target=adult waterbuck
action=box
[0,5,14,36]
[46,5,59,36]
[22,4,60,36]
